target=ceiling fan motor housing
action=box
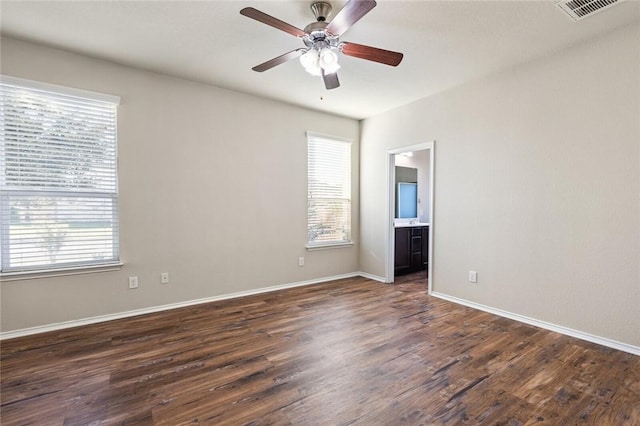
[303,21,339,50]
[311,1,332,22]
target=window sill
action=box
[306,241,354,251]
[1,262,124,282]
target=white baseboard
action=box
[12,273,632,357]
[430,291,640,357]
[0,272,362,341]
[357,271,386,283]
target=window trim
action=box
[306,131,353,250]
[0,75,120,104]
[305,241,354,251]
[1,262,124,281]
[0,75,121,276]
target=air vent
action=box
[556,0,625,21]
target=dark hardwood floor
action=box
[1,274,639,425]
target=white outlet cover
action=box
[468,271,478,283]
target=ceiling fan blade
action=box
[252,49,306,72]
[340,42,403,66]
[322,69,340,90]
[240,7,305,38]
[326,0,377,36]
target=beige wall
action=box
[0,37,360,332]
[360,24,640,347]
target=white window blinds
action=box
[0,76,120,273]
[307,132,352,247]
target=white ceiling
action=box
[1,0,639,119]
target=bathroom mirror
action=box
[395,166,418,218]
[397,182,417,218]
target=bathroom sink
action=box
[394,222,429,227]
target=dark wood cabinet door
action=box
[396,226,429,277]
[411,232,424,271]
[411,252,423,270]
[421,226,429,275]
[394,227,411,275]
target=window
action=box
[307,131,352,248]
[0,76,120,274]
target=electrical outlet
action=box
[161,272,169,284]
[128,276,139,289]
[298,257,305,267]
[468,271,478,283]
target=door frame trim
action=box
[386,141,435,292]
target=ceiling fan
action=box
[240,0,403,90]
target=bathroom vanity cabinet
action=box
[394,225,429,276]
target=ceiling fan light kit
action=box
[300,47,340,76]
[240,0,404,90]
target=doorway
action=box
[386,142,435,292]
